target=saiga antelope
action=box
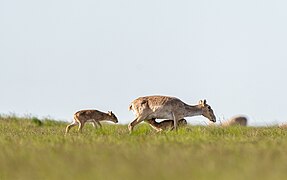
[221,116,247,127]
[128,95,216,132]
[65,110,118,134]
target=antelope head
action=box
[108,111,118,123]
[199,100,216,123]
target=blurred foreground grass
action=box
[0,115,287,180]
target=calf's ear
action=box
[199,100,203,105]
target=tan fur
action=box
[221,116,247,127]
[128,95,216,132]
[146,118,187,132]
[65,110,118,134]
[279,123,287,128]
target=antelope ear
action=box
[199,100,203,105]
[203,99,207,105]
[108,111,111,115]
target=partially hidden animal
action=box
[65,110,118,134]
[128,95,216,132]
[146,118,187,132]
[279,123,287,128]
[221,116,247,127]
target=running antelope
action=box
[65,110,118,134]
[146,118,187,132]
[221,116,247,127]
[128,95,216,132]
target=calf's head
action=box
[108,111,118,123]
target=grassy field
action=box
[0,115,287,180]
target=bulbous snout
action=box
[203,113,216,123]
[210,118,216,123]
[209,114,216,123]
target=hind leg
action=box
[128,116,145,133]
[65,121,78,134]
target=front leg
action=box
[172,113,178,131]
[78,121,85,132]
[91,121,97,128]
[96,121,102,128]
[91,120,102,128]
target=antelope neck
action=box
[184,104,203,117]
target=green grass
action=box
[1,115,287,180]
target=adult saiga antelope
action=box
[65,110,118,134]
[128,95,216,132]
[146,118,187,132]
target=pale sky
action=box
[1,0,287,126]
